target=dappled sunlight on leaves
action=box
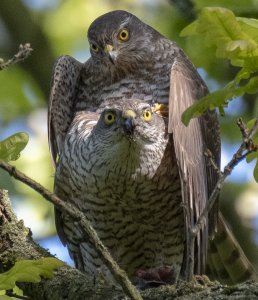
[181,7,258,125]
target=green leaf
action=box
[0,295,14,300]
[246,152,257,163]
[193,0,258,14]
[0,258,64,290]
[180,7,258,124]
[0,132,29,162]
[237,17,258,44]
[247,118,258,139]
[181,89,227,125]
[180,20,198,36]
[12,284,23,296]
[182,76,258,125]
[245,118,258,181]
[181,7,258,68]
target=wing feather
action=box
[48,55,83,167]
[168,54,220,275]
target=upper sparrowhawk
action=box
[48,10,257,285]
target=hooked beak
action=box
[104,44,117,64]
[122,110,136,135]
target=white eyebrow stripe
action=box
[120,16,131,28]
[87,120,98,126]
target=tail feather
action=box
[207,213,257,284]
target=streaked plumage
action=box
[48,10,257,285]
[54,100,184,282]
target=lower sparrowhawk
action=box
[48,10,257,285]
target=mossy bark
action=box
[0,190,257,300]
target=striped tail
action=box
[207,213,257,285]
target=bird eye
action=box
[143,110,152,121]
[118,29,129,42]
[104,112,116,125]
[90,43,99,53]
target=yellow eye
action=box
[104,112,116,125]
[90,43,99,53]
[118,29,129,41]
[143,110,152,121]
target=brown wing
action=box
[168,53,220,276]
[48,55,83,167]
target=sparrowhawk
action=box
[48,10,256,285]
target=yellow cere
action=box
[143,110,152,121]
[104,44,113,53]
[118,29,129,41]
[123,109,136,119]
[104,111,116,125]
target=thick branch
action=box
[0,161,142,300]
[0,189,126,299]
[1,190,258,299]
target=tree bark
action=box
[0,189,126,300]
[1,189,258,299]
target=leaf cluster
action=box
[181,7,258,124]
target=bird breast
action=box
[56,117,179,213]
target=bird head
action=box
[94,99,166,148]
[87,10,159,70]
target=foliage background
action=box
[0,0,257,270]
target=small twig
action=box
[6,290,30,300]
[0,43,33,71]
[190,118,258,280]
[204,149,221,175]
[192,117,258,236]
[237,118,249,140]
[0,160,142,300]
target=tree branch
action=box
[0,0,56,97]
[192,117,258,236]
[0,160,142,300]
[0,43,33,70]
[1,189,258,299]
[0,189,125,299]
[184,117,258,282]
